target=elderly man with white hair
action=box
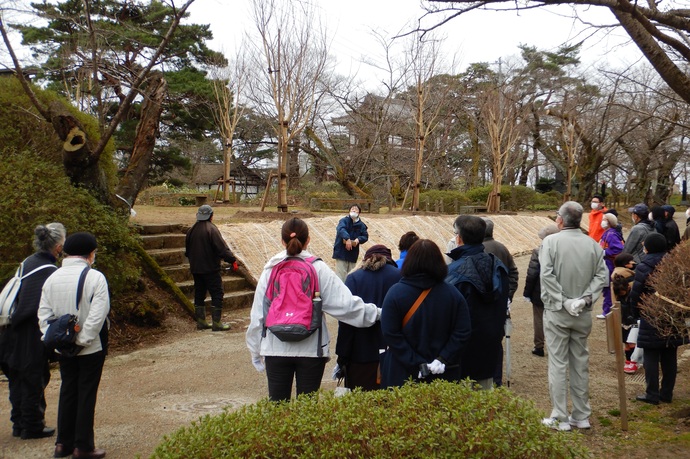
[539,201,609,432]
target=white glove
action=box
[332,364,342,380]
[428,359,446,375]
[563,298,586,317]
[523,297,531,303]
[252,355,265,372]
[376,307,382,322]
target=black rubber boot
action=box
[211,306,230,331]
[195,306,211,330]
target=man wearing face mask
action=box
[587,194,607,242]
[623,204,655,264]
[38,232,110,459]
[332,204,369,281]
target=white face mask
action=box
[686,209,690,219]
[601,221,609,229]
[349,212,359,219]
[648,212,653,221]
[591,202,600,210]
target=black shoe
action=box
[660,397,672,403]
[20,426,56,439]
[636,394,659,405]
[12,427,21,437]
[532,347,544,357]
[54,443,74,458]
[72,447,106,458]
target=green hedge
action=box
[152,380,588,459]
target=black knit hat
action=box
[364,244,393,262]
[63,232,97,256]
[643,232,667,254]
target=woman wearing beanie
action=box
[38,232,110,458]
[597,213,624,319]
[336,244,402,390]
[630,233,682,405]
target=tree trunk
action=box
[48,101,112,205]
[288,137,300,189]
[115,73,167,210]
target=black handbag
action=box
[44,267,90,357]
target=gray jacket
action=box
[539,228,609,311]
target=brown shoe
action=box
[54,443,74,458]
[73,448,106,459]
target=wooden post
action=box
[260,172,278,212]
[606,304,628,431]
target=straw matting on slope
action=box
[219,214,556,284]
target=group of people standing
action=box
[246,205,514,401]
[0,226,109,458]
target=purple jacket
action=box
[599,228,624,272]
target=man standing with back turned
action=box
[185,205,237,331]
[540,201,609,431]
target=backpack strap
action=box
[76,267,91,311]
[20,264,56,279]
[402,288,431,328]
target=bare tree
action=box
[400,33,456,210]
[246,0,330,212]
[208,50,249,202]
[424,1,690,104]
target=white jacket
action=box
[38,257,110,356]
[246,250,380,359]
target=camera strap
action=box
[402,288,431,328]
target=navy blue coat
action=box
[332,216,368,263]
[446,244,509,381]
[631,252,684,349]
[380,273,471,388]
[0,252,58,370]
[336,262,402,364]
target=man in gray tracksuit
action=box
[539,201,609,431]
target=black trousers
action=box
[57,351,105,451]
[643,346,678,402]
[344,362,379,391]
[264,356,327,402]
[192,272,224,307]
[6,359,51,433]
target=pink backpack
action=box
[263,256,323,356]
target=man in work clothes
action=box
[185,205,237,331]
[540,201,609,431]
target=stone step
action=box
[139,233,186,251]
[147,248,187,267]
[133,223,185,235]
[177,276,249,297]
[163,264,193,283]
[202,290,255,310]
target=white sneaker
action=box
[568,416,591,429]
[542,417,571,431]
[596,314,606,320]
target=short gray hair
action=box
[33,222,66,253]
[482,217,494,238]
[558,201,583,227]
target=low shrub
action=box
[418,190,470,212]
[152,380,588,459]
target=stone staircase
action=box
[135,223,255,313]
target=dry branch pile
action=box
[641,242,690,340]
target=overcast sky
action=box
[189,0,642,88]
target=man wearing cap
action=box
[623,203,655,264]
[185,205,237,331]
[539,202,609,431]
[588,194,608,242]
[38,232,110,459]
[336,244,402,390]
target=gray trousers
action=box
[335,259,357,282]
[544,308,592,422]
